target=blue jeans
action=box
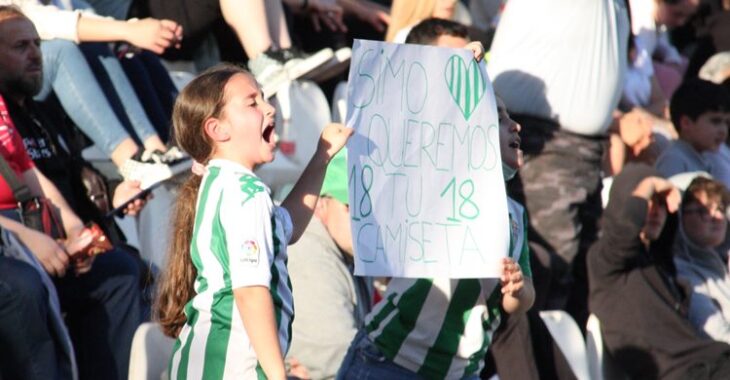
[36,40,155,155]
[118,51,178,142]
[53,248,144,380]
[337,330,482,380]
[79,42,160,145]
[0,257,71,380]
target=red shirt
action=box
[0,95,35,210]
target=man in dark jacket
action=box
[588,163,730,379]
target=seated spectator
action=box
[0,12,150,377]
[0,254,75,380]
[674,176,730,344]
[0,91,144,380]
[623,0,698,114]
[137,0,336,97]
[286,149,372,380]
[655,79,730,179]
[0,4,186,186]
[588,163,730,379]
[700,53,730,187]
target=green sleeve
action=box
[518,211,532,278]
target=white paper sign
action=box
[345,39,510,278]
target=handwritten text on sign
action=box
[346,40,509,278]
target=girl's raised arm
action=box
[282,123,353,244]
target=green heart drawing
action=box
[444,55,487,121]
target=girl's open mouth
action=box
[263,123,275,143]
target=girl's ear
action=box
[204,117,229,142]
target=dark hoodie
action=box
[588,164,730,380]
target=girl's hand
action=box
[500,257,524,297]
[466,41,485,62]
[317,123,354,161]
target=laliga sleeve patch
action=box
[240,240,260,266]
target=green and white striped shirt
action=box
[365,198,531,379]
[169,159,294,380]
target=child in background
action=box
[655,79,730,178]
[337,20,535,378]
[155,63,352,379]
[674,176,730,344]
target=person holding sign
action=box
[154,63,352,380]
[337,22,534,379]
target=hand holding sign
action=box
[346,40,510,278]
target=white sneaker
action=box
[119,149,192,190]
[304,47,352,83]
[248,51,291,99]
[280,47,334,81]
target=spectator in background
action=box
[588,164,730,379]
[655,79,730,180]
[487,0,630,327]
[0,1,182,174]
[623,0,700,115]
[674,176,730,344]
[136,0,336,97]
[286,149,372,380]
[385,0,471,42]
[0,12,147,379]
[699,53,730,188]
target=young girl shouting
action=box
[155,63,352,380]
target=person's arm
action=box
[288,241,360,378]
[234,286,286,380]
[336,0,390,32]
[21,167,84,238]
[76,16,182,54]
[500,257,534,314]
[282,123,352,244]
[0,215,69,277]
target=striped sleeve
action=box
[220,178,275,289]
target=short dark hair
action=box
[670,78,730,133]
[683,176,730,210]
[405,18,469,45]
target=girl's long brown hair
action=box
[155,63,249,338]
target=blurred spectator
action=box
[655,79,730,180]
[700,53,730,188]
[487,0,630,327]
[386,0,471,42]
[286,149,372,380]
[623,0,699,114]
[588,164,730,379]
[136,0,334,97]
[674,176,730,344]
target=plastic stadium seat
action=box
[539,310,590,380]
[586,314,604,380]
[128,322,175,380]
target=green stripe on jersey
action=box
[175,168,219,379]
[418,280,481,379]
[256,362,266,379]
[201,194,234,378]
[269,215,284,328]
[372,279,433,360]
